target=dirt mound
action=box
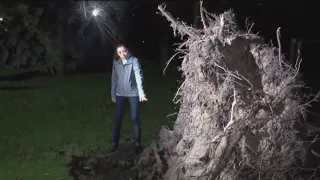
[68,143,140,180]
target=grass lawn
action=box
[0,70,178,180]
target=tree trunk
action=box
[160,31,169,71]
[193,1,200,28]
[56,6,66,77]
[297,39,302,60]
[289,38,297,65]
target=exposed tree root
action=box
[134,2,320,180]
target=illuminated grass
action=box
[0,71,177,179]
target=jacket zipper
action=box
[123,63,126,95]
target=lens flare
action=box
[71,1,128,43]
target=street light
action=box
[92,9,99,16]
[75,1,127,42]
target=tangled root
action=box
[136,3,320,180]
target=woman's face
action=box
[117,46,128,60]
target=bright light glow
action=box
[0,17,3,21]
[92,9,99,16]
[73,1,128,42]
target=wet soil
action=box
[68,143,141,180]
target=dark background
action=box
[71,0,318,75]
[1,0,319,87]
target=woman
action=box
[110,43,147,153]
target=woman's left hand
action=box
[139,94,148,102]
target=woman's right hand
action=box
[112,98,116,103]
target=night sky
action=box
[38,0,318,82]
[30,0,317,66]
[120,0,316,71]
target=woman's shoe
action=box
[109,144,118,153]
[135,145,143,154]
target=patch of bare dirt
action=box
[68,143,140,180]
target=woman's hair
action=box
[113,41,130,60]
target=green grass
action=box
[0,71,178,180]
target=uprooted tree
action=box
[134,3,320,180]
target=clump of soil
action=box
[68,143,140,180]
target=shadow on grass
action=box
[0,71,51,81]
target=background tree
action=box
[0,1,130,76]
[0,2,60,74]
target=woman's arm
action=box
[132,58,145,97]
[111,60,118,99]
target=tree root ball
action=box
[134,3,320,180]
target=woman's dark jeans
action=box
[112,95,141,148]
